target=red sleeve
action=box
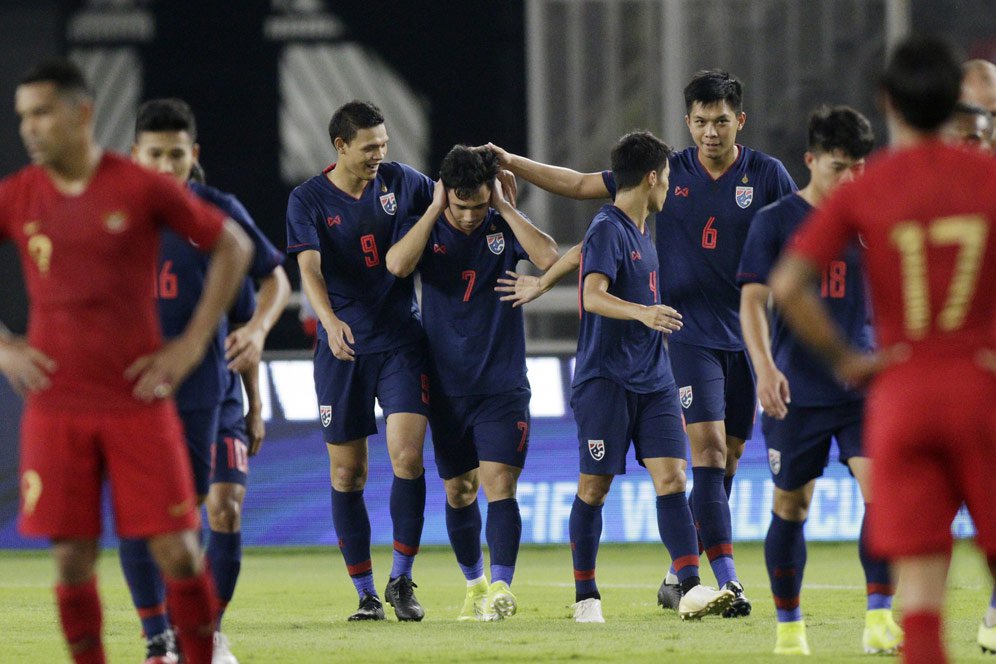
[150,175,226,251]
[787,182,856,266]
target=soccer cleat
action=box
[979,621,996,654]
[572,597,605,623]
[721,580,752,618]
[678,584,735,620]
[384,576,425,622]
[863,608,903,654]
[483,580,517,621]
[347,592,386,621]
[144,629,179,664]
[212,631,239,664]
[657,579,682,610]
[457,579,489,622]
[774,620,812,656]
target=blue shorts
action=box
[179,406,220,496]
[570,378,687,476]
[669,341,756,440]
[212,371,249,487]
[313,341,430,443]
[762,400,865,491]
[429,387,531,480]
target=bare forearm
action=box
[504,154,608,200]
[297,253,340,330]
[246,266,291,337]
[498,202,558,269]
[539,243,581,291]
[240,362,262,411]
[739,286,778,374]
[583,287,645,321]
[386,204,442,277]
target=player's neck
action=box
[327,164,370,199]
[797,182,823,207]
[888,116,939,150]
[613,193,649,232]
[698,144,739,178]
[45,141,103,197]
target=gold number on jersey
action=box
[889,215,988,339]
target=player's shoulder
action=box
[0,164,40,196]
[669,147,699,174]
[741,146,789,175]
[382,161,432,186]
[189,181,251,222]
[289,172,329,204]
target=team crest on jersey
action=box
[104,211,128,233]
[320,405,332,428]
[679,386,693,409]
[588,439,605,461]
[379,192,397,215]
[768,448,782,475]
[735,186,753,209]
[486,232,505,255]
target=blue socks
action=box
[656,492,700,584]
[487,498,521,586]
[569,495,602,601]
[859,505,894,610]
[692,466,737,587]
[331,487,376,598]
[389,473,426,580]
[207,530,241,628]
[765,513,806,623]
[119,537,169,638]
[445,500,484,581]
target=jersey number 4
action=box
[890,215,989,339]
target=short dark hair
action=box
[881,35,962,131]
[18,57,90,98]
[328,100,385,146]
[610,131,673,190]
[135,98,197,141]
[439,145,500,200]
[807,105,874,159]
[684,69,743,114]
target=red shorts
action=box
[865,359,996,558]
[18,403,199,540]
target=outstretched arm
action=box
[496,243,581,307]
[487,143,610,200]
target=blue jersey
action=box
[407,208,530,396]
[158,181,285,411]
[736,193,873,406]
[573,205,672,393]
[604,145,796,351]
[285,162,434,354]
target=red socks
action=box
[902,611,946,664]
[55,578,105,664]
[165,570,218,664]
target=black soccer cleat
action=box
[144,629,179,664]
[721,580,752,618]
[657,579,682,611]
[384,576,425,622]
[348,591,386,621]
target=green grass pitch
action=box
[1,541,992,662]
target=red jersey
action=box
[0,152,225,411]
[791,140,996,360]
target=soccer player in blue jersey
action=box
[566,130,733,623]
[286,100,434,622]
[490,71,796,615]
[126,98,290,664]
[736,106,901,656]
[385,145,558,621]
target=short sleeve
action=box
[211,190,285,278]
[601,171,617,199]
[581,219,623,284]
[736,205,782,285]
[285,187,319,254]
[229,277,257,325]
[402,164,435,214]
[152,177,225,250]
[788,187,855,267]
[770,159,798,197]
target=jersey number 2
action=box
[360,234,380,268]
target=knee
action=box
[389,443,424,477]
[331,462,367,492]
[149,532,202,579]
[690,436,727,468]
[482,474,517,502]
[53,543,97,585]
[577,478,611,506]
[654,467,687,495]
[445,475,479,508]
[773,490,809,522]
[207,493,243,532]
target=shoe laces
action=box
[394,576,417,601]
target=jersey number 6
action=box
[701,216,718,249]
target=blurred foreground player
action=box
[128,98,290,664]
[566,131,733,623]
[738,106,900,655]
[770,36,996,664]
[386,146,557,620]
[287,101,434,621]
[0,59,252,664]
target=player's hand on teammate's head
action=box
[431,179,447,209]
[485,143,511,166]
[638,304,683,334]
[0,336,57,397]
[496,270,544,307]
[756,366,791,420]
[326,318,356,362]
[125,336,205,403]
[496,169,517,208]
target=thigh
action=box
[950,383,996,557]
[669,342,726,426]
[723,349,757,440]
[470,388,531,470]
[831,400,866,468]
[314,343,377,443]
[377,343,431,419]
[18,407,102,539]
[633,384,687,462]
[103,404,200,539]
[428,393,477,480]
[179,406,220,497]
[571,378,633,476]
[762,407,834,491]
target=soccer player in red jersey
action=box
[0,59,253,664]
[769,36,996,664]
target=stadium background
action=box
[0,0,993,549]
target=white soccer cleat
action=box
[572,597,605,623]
[212,631,239,664]
[678,584,735,620]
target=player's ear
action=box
[130,143,140,161]
[333,137,347,155]
[803,151,815,169]
[192,143,201,161]
[737,112,747,130]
